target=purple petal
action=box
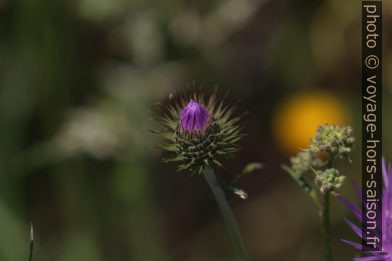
[344,218,362,238]
[342,239,362,250]
[342,239,389,260]
[180,99,210,132]
[339,195,361,221]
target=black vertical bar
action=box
[362,1,382,252]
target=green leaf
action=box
[231,162,263,185]
[233,188,248,199]
[242,162,263,175]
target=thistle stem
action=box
[321,191,332,261]
[29,223,34,261]
[321,155,333,261]
[202,167,249,261]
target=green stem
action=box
[321,192,332,261]
[321,153,334,261]
[29,223,34,261]
[202,167,249,261]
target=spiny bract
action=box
[157,93,243,174]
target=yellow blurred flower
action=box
[273,91,350,155]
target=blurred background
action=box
[0,0,391,260]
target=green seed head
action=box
[289,150,324,178]
[310,124,354,160]
[315,168,345,194]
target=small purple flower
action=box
[340,158,392,260]
[180,99,210,132]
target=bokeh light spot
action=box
[273,91,350,155]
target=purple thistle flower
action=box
[340,158,392,260]
[180,99,210,132]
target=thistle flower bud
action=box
[289,150,324,178]
[310,124,354,159]
[315,168,345,194]
[180,100,210,132]
[157,93,243,174]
